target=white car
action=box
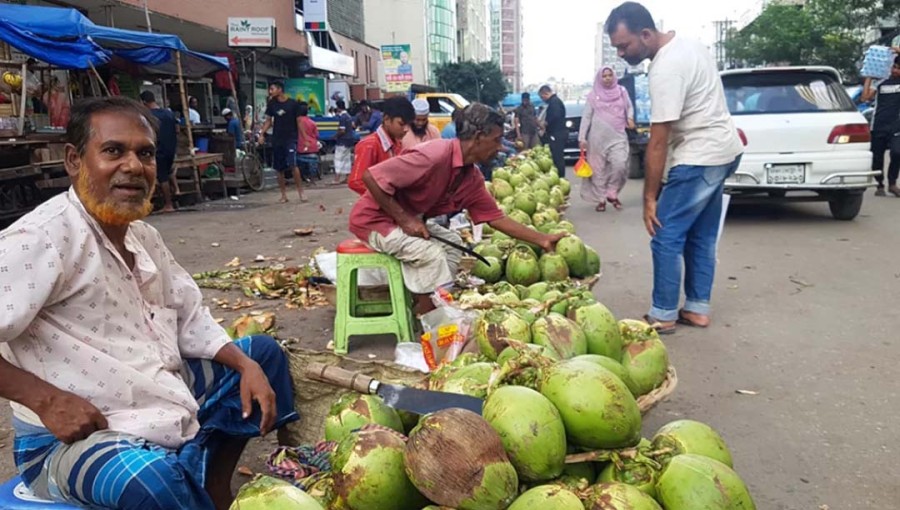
[721,66,877,220]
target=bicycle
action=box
[237,136,264,192]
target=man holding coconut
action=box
[349,103,567,314]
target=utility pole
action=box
[713,19,736,70]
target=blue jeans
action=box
[649,157,741,321]
[297,154,320,180]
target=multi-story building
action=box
[457,0,492,62]
[365,0,459,87]
[496,0,523,91]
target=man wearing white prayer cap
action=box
[402,98,441,149]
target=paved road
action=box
[570,181,898,509]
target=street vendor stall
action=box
[0,5,235,220]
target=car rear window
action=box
[722,71,856,115]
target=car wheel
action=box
[828,192,864,221]
[628,151,645,179]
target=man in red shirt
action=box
[348,97,416,194]
[349,103,567,314]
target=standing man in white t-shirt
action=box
[607,2,744,333]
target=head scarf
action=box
[587,66,629,131]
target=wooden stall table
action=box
[172,152,225,201]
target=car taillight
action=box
[737,128,748,146]
[827,124,871,144]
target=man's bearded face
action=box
[411,114,429,136]
[68,111,157,226]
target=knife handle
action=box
[305,362,377,394]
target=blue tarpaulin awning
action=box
[0,4,228,77]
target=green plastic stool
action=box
[333,239,415,355]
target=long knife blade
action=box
[429,233,492,266]
[376,383,484,416]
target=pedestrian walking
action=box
[862,55,900,197]
[539,85,568,177]
[332,100,356,184]
[139,90,177,213]
[579,66,635,211]
[513,93,540,149]
[607,1,743,333]
[258,81,306,202]
[297,102,320,182]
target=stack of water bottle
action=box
[861,45,895,79]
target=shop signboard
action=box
[227,17,276,48]
[381,44,413,93]
[285,77,327,116]
[303,0,328,31]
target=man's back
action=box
[150,108,177,157]
[544,95,567,135]
[649,35,742,169]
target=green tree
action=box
[726,0,900,79]
[433,60,508,106]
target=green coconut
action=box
[509,173,526,188]
[548,194,564,209]
[483,386,567,482]
[324,393,404,443]
[558,178,572,196]
[532,211,553,227]
[538,252,570,282]
[471,256,503,283]
[231,475,324,510]
[534,189,551,206]
[514,192,538,216]
[570,302,624,361]
[585,246,601,275]
[561,461,597,483]
[474,309,532,360]
[405,409,519,510]
[596,458,660,499]
[537,156,554,173]
[493,168,511,182]
[571,354,640,397]
[492,291,521,306]
[508,485,583,510]
[501,196,516,209]
[539,359,642,449]
[556,236,588,278]
[475,242,505,260]
[656,454,756,509]
[519,161,539,179]
[555,220,576,234]
[438,362,495,399]
[508,208,533,226]
[492,178,514,200]
[531,313,587,359]
[505,246,541,286]
[583,483,662,510]
[651,420,734,468]
[619,321,669,396]
[332,428,427,510]
[497,343,560,366]
[510,306,537,326]
[526,282,550,300]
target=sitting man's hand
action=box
[400,216,430,239]
[37,390,109,444]
[239,361,277,435]
[539,232,568,253]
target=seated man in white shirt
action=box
[0,97,298,510]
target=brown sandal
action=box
[609,198,623,210]
[595,202,606,212]
[643,314,677,335]
[676,309,710,328]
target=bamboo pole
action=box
[17,62,27,135]
[227,70,242,131]
[88,62,111,96]
[175,51,201,200]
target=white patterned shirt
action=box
[0,189,230,448]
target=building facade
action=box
[495,0,523,91]
[457,0,492,62]
[365,0,462,87]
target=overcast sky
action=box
[521,0,762,85]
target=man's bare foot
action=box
[677,310,710,328]
[279,196,289,203]
[161,206,176,213]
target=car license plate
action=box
[766,164,805,184]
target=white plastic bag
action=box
[394,343,431,373]
[314,251,389,286]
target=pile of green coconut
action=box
[232,318,755,510]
